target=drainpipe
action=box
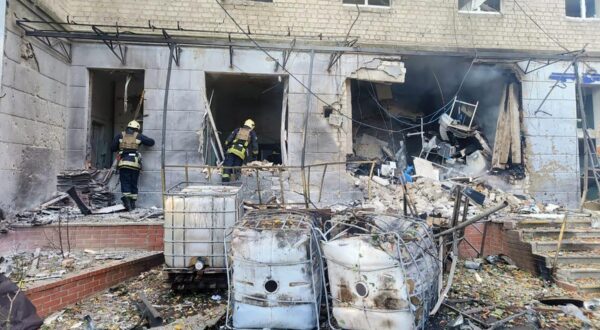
[161,45,175,208]
[301,50,315,207]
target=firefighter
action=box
[222,119,259,182]
[111,120,155,210]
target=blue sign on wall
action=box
[549,73,600,84]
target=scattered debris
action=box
[47,268,227,329]
[0,250,152,288]
[428,262,599,329]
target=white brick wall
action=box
[55,0,600,53]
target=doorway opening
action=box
[89,70,145,169]
[205,73,287,165]
[578,85,600,200]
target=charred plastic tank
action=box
[226,210,323,330]
[321,213,439,330]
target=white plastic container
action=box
[322,214,438,330]
[228,211,322,329]
[164,184,242,270]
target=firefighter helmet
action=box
[244,119,256,130]
[127,120,141,130]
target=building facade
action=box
[1,0,600,212]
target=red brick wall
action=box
[459,221,542,276]
[26,252,163,317]
[0,224,164,252]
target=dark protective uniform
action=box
[222,126,258,182]
[0,274,43,329]
[111,128,155,207]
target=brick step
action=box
[522,228,600,241]
[516,218,593,229]
[555,278,600,295]
[556,267,600,281]
[538,252,600,267]
[531,240,600,253]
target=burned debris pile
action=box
[57,169,115,208]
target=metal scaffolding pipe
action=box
[434,201,509,238]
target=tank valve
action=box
[195,260,204,271]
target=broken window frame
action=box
[458,0,502,14]
[565,0,599,18]
[342,0,391,9]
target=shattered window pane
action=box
[343,0,390,6]
[458,0,501,12]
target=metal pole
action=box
[161,45,175,208]
[301,50,315,208]
[435,201,509,238]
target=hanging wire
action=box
[215,0,471,134]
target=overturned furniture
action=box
[163,183,243,287]
[321,213,439,330]
[226,210,323,329]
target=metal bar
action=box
[300,50,315,208]
[17,25,600,60]
[278,168,285,205]
[184,165,189,183]
[367,161,375,200]
[478,221,489,258]
[161,45,175,209]
[435,202,509,238]
[307,166,312,203]
[318,164,328,202]
[553,214,569,271]
[255,168,262,204]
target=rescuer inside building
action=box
[111,120,155,210]
[221,119,259,182]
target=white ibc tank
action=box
[228,210,322,330]
[164,184,242,270]
[321,214,439,330]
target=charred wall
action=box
[0,1,69,214]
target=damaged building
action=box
[1,0,599,212]
[1,0,600,328]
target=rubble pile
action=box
[1,249,152,288]
[43,268,226,330]
[57,169,115,208]
[429,260,600,329]
[358,174,557,219]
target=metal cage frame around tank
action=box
[223,210,326,330]
[320,212,441,330]
[163,181,244,273]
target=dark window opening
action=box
[89,70,145,169]
[566,0,598,17]
[205,73,287,165]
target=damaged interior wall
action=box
[0,2,69,214]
